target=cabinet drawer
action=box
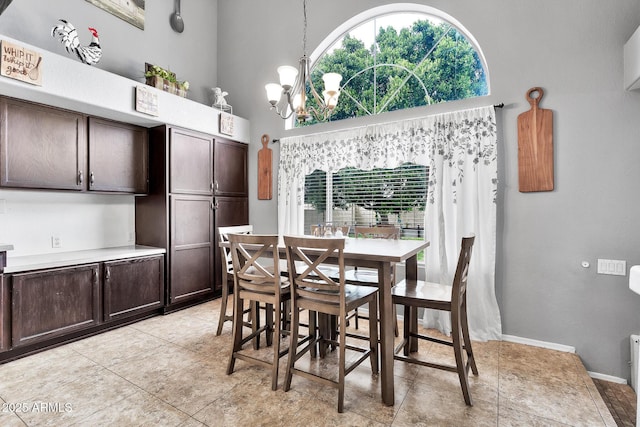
[103,255,164,322]
[11,264,100,347]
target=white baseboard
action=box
[501,334,576,353]
[502,334,628,384]
[588,371,627,384]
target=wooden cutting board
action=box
[517,87,554,192]
[258,134,272,200]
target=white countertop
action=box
[0,244,14,252]
[3,245,166,274]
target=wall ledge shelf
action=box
[0,34,249,143]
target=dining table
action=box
[220,235,430,406]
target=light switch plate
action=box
[597,259,626,276]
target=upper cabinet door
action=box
[88,117,149,194]
[0,97,86,191]
[214,138,248,197]
[169,128,213,195]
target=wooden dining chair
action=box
[216,225,254,336]
[346,225,401,336]
[283,235,378,413]
[392,235,477,405]
[226,233,290,391]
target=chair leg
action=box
[216,278,231,336]
[284,303,301,392]
[338,309,347,413]
[393,304,399,337]
[368,299,379,374]
[402,305,412,356]
[227,293,244,375]
[271,302,282,391]
[266,303,274,347]
[461,299,478,375]
[452,310,473,406]
[251,301,261,350]
[354,307,359,330]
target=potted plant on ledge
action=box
[144,63,189,98]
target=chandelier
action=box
[265,0,342,123]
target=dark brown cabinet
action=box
[0,97,86,191]
[88,117,149,193]
[0,275,8,351]
[135,125,220,310]
[213,139,249,291]
[170,195,215,303]
[11,264,100,348]
[170,128,214,195]
[103,255,164,322]
[0,96,148,194]
[214,137,248,197]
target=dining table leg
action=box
[378,261,394,406]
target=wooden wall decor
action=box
[0,40,42,86]
[258,134,272,200]
[517,87,554,192]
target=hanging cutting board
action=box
[258,134,273,200]
[517,87,554,192]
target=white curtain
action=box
[277,105,501,340]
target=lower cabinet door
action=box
[103,255,164,322]
[170,195,214,304]
[11,264,100,347]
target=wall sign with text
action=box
[1,40,42,86]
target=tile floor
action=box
[0,298,618,426]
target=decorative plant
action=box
[144,63,189,92]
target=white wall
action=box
[0,191,135,257]
[217,0,640,380]
[0,0,218,105]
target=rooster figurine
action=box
[51,19,102,66]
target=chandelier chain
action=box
[302,0,308,56]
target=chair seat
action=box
[392,279,452,310]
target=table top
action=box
[221,236,429,263]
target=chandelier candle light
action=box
[265,0,342,123]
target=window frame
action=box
[287,3,490,129]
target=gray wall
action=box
[216,0,640,380]
[2,0,640,381]
[0,0,218,105]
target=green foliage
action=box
[301,19,487,126]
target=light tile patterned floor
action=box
[0,298,617,426]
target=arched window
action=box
[301,4,489,126]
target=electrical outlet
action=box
[51,235,61,249]
[597,259,626,276]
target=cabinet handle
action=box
[78,170,84,185]
[210,181,214,192]
[213,199,219,210]
[105,266,110,280]
[214,180,219,192]
[90,172,95,186]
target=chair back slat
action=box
[228,233,283,297]
[218,225,253,273]
[285,236,345,305]
[451,236,475,307]
[354,226,401,240]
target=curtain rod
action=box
[271,102,504,143]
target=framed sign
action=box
[219,112,234,136]
[86,0,145,30]
[135,85,159,116]
[1,40,42,86]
